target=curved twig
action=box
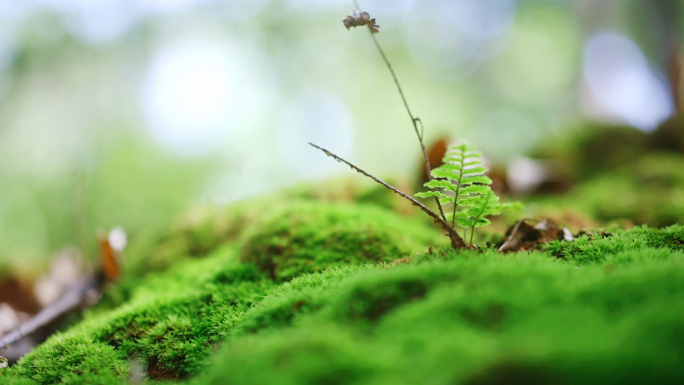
[309,143,467,249]
[0,279,97,352]
[368,32,447,224]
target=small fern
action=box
[311,6,521,250]
[416,142,518,246]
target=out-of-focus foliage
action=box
[0,0,680,270]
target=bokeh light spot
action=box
[583,31,674,131]
[142,40,241,157]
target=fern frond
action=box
[416,142,493,228]
[414,141,520,245]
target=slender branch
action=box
[310,143,467,249]
[367,32,447,224]
[0,279,96,352]
[414,117,424,141]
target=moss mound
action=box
[567,153,684,227]
[1,198,683,385]
[239,201,444,282]
[10,336,128,385]
[0,247,276,384]
[193,235,684,385]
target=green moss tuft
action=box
[10,335,128,385]
[3,246,275,384]
[197,233,684,385]
[137,316,207,380]
[327,269,438,325]
[233,266,361,335]
[4,202,684,385]
[544,224,684,263]
[192,327,385,385]
[239,201,443,282]
[125,202,268,278]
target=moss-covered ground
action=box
[1,185,683,384]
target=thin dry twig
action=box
[0,279,97,352]
[309,143,467,249]
[350,1,447,223]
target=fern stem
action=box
[450,146,467,228]
[309,143,467,249]
[468,190,492,246]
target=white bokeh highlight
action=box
[583,31,674,131]
[142,38,275,157]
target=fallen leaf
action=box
[499,218,572,253]
[98,232,120,283]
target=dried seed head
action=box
[343,9,380,33]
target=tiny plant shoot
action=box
[416,143,520,246]
[310,2,520,249]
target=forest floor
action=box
[1,149,684,385]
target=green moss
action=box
[125,201,268,278]
[2,246,274,384]
[193,327,385,385]
[544,224,684,263]
[137,316,207,380]
[325,268,441,326]
[3,199,684,385]
[127,178,417,280]
[198,241,684,385]
[239,201,444,282]
[567,153,684,226]
[233,267,361,335]
[8,335,128,385]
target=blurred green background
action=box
[0,0,682,272]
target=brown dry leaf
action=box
[343,9,380,33]
[498,218,572,253]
